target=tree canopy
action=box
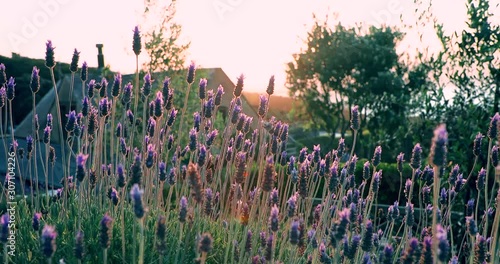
[286,20,431,158]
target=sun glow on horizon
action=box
[1,0,496,97]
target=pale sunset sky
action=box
[0,0,494,96]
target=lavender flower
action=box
[204,188,213,216]
[110,73,122,98]
[262,155,276,192]
[157,162,167,182]
[439,188,448,205]
[236,113,246,131]
[65,111,77,132]
[488,113,500,139]
[81,96,89,117]
[188,128,198,151]
[99,77,108,98]
[348,155,358,175]
[6,77,15,101]
[147,117,156,137]
[0,64,6,86]
[269,205,279,232]
[199,78,207,99]
[43,126,51,144]
[388,201,399,221]
[362,161,371,180]
[361,220,373,252]
[473,133,483,157]
[204,97,214,118]
[132,26,141,55]
[34,114,39,131]
[48,146,56,164]
[466,199,475,216]
[166,134,174,150]
[400,237,420,264]
[311,144,320,163]
[397,152,404,173]
[476,167,486,191]
[335,208,350,241]
[80,61,88,82]
[466,216,478,236]
[347,234,361,259]
[234,74,244,97]
[99,97,111,117]
[474,234,487,263]
[167,108,178,127]
[0,87,5,108]
[69,49,80,72]
[164,80,174,111]
[130,184,146,218]
[492,145,499,167]
[45,40,56,68]
[298,163,309,198]
[406,203,414,228]
[287,193,297,217]
[429,124,448,168]
[266,75,275,95]
[362,253,372,264]
[26,135,33,154]
[329,162,340,192]
[215,85,224,106]
[187,61,196,84]
[130,149,143,185]
[258,94,268,118]
[198,233,213,253]
[74,231,84,260]
[307,228,318,248]
[371,146,381,167]
[151,216,166,256]
[245,230,252,253]
[372,170,382,194]
[0,214,8,243]
[119,82,134,107]
[420,236,433,264]
[234,152,247,184]
[179,196,188,223]
[41,225,57,258]
[264,233,273,261]
[319,242,332,264]
[421,165,434,185]
[110,188,119,206]
[75,153,88,182]
[409,143,422,169]
[187,163,203,203]
[350,105,360,131]
[436,225,449,262]
[240,202,249,226]
[404,179,412,199]
[259,231,267,248]
[119,137,129,156]
[99,214,113,249]
[141,72,153,97]
[289,219,300,245]
[280,151,288,166]
[30,66,41,93]
[152,91,163,118]
[379,244,393,264]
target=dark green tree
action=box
[428,0,500,168]
[286,18,431,158]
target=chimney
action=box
[96,44,104,69]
